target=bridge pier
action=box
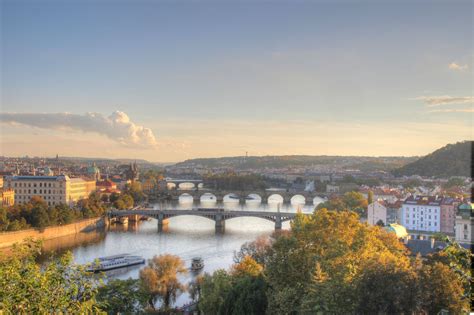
[275,215,282,230]
[157,214,169,232]
[215,213,225,234]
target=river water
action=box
[41,200,319,307]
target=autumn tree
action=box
[139,254,187,310]
[0,240,101,313]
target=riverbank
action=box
[0,217,107,248]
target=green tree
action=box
[367,190,374,204]
[139,254,187,310]
[199,269,232,314]
[0,240,101,313]
[219,276,267,315]
[97,278,147,314]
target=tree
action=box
[0,240,101,313]
[419,262,468,314]
[97,278,147,314]
[199,269,232,314]
[230,255,263,278]
[139,254,187,310]
[267,209,414,314]
[124,182,146,203]
[219,276,267,315]
[233,235,271,265]
[367,190,374,204]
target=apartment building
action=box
[4,175,96,206]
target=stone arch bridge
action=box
[108,208,306,233]
[149,190,328,204]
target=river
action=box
[40,200,319,307]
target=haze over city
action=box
[1,1,472,161]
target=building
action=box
[125,162,139,181]
[385,200,403,224]
[0,188,15,207]
[4,175,96,206]
[401,195,443,233]
[455,203,473,244]
[440,197,458,235]
[326,184,339,193]
[368,201,387,225]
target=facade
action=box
[402,195,443,233]
[455,204,473,244]
[385,200,403,224]
[4,175,96,206]
[440,197,458,235]
[0,188,15,207]
[326,184,339,193]
[367,201,387,225]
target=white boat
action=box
[87,254,145,272]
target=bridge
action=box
[108,208,306,233]
[149,189,328,205]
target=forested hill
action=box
[392,141,472,178]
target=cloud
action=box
[448,62,468,71]
[411,96,474,107]
[0,111,158,147]
[428,108,474,113]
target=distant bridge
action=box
[108,208,307,233]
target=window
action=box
[464,224,468,230]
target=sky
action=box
[0,0,472,162]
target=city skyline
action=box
[1,1,473,162]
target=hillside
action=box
[174,155,416,172]
[392,141,472,178]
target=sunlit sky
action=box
[1,1,472,162]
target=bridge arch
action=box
[178,182,195,190]
[267,194,284,205]
[166,182,176,190]
[200,193,217,205]
[291,194,306,206]
[178,193,194,204]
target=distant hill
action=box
[174,155,416,172]
[392,141,472,178]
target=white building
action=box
[455,204,473,244]
[367,201,387,225]
[401,195,442,233]
[4,175,96,206]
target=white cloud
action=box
[0,111,157,147]
[428,108,474,113]
[411,96,474,107]
[448,62,468,71]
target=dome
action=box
[458,203,473,211]
[384,223,408,238]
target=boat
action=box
[190,257,204,272]
[86,254,145,272]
